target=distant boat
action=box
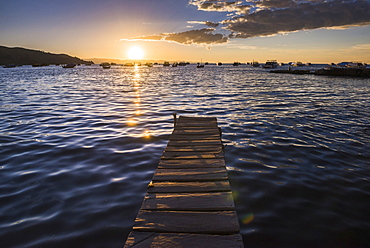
[124,63,134,67]
[292,61,304,67]
[62,63,76,68]
[145,62,153,67]
[2,64,17,68]
[172,62,178,67]
[217,62,222,66]
[251,61,260,67]
[197,63,204,68]
[233,62,241,66]
[178,62,186,66]
[263,60,278,69]
[163,61,170,66]
[337,61,366,69]
[33,63,49,67]
[100,62,111,69]
[197,59,204,68]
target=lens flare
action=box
[242,213,254,225]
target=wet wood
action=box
[147,181,231,193]
[133,210,240,234]
[124,232,244,248]
[141,192,235,211]
[158,158,225,168]
[152,168,228,182]
[124,116,244,247]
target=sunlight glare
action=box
[128,46,144,60]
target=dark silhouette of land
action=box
[0,46,93,65]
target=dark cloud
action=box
[124,0,370,46]
[190,0,370,39]
[205,21,219,27]
[190,0,251,13]
[227,0,370,38]
[124,28,228,45]
[187,20,219,27]
[164,28,228,44]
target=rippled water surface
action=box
[1,65,369,247]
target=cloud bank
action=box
[124,0,370,45]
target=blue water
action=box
[1,65,369,247]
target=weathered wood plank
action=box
[177,118,217,122]
[161,151,224,160]
[173,129,219,133]
[124,232,244,248]
[152,168,228,181]
[168,140,222,146]
[133,210,240,234]
[147,181,231,193]
[175,123,217,127]
[172,129,220,135]
[141,192,235,211]
[165,146,223,152]
[158,159,225,168]
[169,134,220,140]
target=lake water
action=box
[1,64,369,248]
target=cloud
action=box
[122,28,228,45]
[121,35,164,41]
[188,20,220,27]
[227,0,370,38]
[352,43,370,50]
[190,0,370,39]
[122,0,370,47]
[164,28,227,44]
[189,0,251,14]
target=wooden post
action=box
[173,113,177,127]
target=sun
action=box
[127,46,144,60]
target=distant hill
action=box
[0,46,93,65]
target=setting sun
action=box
[127,46,144,60]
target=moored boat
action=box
[263,60,278,69]
[62,63,76,68]
[2,64,17,68]
[251,61,260,67]
[197,63,204,68]
[100,62,111,69]
[337,61,367,69]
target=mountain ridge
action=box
[0,46,93,65]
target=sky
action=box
[1,0,370,63]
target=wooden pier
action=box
[124,116,244,248]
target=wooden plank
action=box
[173,128,220,132]
[161,151,224,160]
[158,159,225,168]
[152,168,228,181]
[179,116,217,121]
[168,140,222,146]
[169,134,220,140]
[124,232,244,248]
[133,210,240,234]
[147,181,231,193]
[141,192,235,211]
[172,129,220,135]
[165,146,223,152]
